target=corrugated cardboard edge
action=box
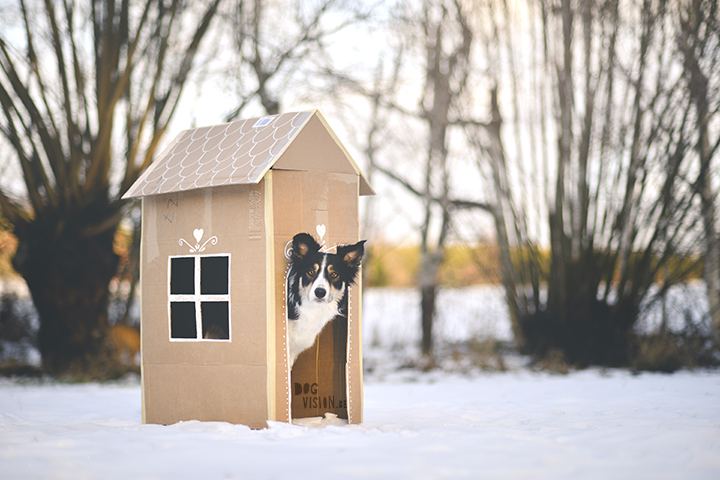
[346,287,355,423]
[281,265,292,423]
[140,196,148,424]
[347,284,364,424]
[350,175,364,423]
[264,174,277,422]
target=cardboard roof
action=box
[123,110,374,199]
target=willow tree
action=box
[676,0,720,342]
[0,0,222,377]
[469,0,710,366]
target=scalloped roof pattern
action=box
[123,111,314,198]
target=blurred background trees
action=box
[372,0,479,366]
[676,0,720,343]
[0,0,718,376]
[471,0,719,366]
[0,0,222,377]
[352,0,719,368]
[222,0,372,119]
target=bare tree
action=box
[467,0,711,366]
[0,0,222,378]
[223,0,374,119]
[357,0,486,365]
[676,0,720,342]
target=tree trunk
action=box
[12,215,121,378]
[420,284,436,360]
[486,88,524,347]
[677,2,720,343]
[417,242,442,364]
[693,70,720,343]
[697,110,720,344]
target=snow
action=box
[1,284,718,478]
[1,369,719,480]
[363,286,514,351]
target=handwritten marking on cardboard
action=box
[164,197,178,223]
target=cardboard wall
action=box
[140,169,363,428]
[140,183,275,429]
[271,170,363,424]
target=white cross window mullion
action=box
[195,256,202,339]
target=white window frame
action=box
[168,253,231,342]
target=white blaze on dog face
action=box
[301,256,343,305]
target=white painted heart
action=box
[316,224,326,240]
[193,229,204,244]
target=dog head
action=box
[289,233,365,306]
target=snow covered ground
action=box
[1,284,718,479]
[1,368,719,480]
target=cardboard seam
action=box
[140,199,148,424]
[264,176,277,423]
[346,286,353,423]
[283,264,292,421]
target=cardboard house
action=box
[123,110,374,428]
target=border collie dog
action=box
[287,233,365,367]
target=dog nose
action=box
[315,288,326,299]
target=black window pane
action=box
[171,302,196,338]
[171,257,195,294]
[201,302,229,340]
[201,256,229,295]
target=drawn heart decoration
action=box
[193,229,204,244]
[316,224,326,240]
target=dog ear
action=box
[338,240,365,268]
[292,233,320,260]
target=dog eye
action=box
[308,269,316,276]
[330,272,338,279]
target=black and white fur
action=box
[287,233,365,367]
